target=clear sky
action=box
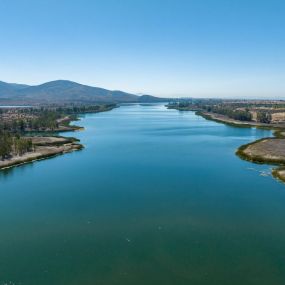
[0,0,284,98]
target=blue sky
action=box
[0,0,284,98]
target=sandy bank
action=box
[0,136,83,170]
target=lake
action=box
[1,103,285,285]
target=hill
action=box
[0,80,166,104]
[0,81,30,96]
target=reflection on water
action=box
[0,162,35,181]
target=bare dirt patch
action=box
[242,139,285,162]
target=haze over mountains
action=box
[0,80,165,104]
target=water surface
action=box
[1,104,285,285]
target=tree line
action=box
[203,105,252,121]
[169,101,273,123]
[203,105,272,123]
[0,131,33,160]
[0,104,116,132]
[0,104,116,160]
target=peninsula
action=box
[168,100,285,183]
[0,104,116,170]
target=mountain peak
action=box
[37,80,83,88]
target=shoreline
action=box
[0,136,83,171]
[235,138,285,183]
[0,104,117,171]
[202,111,285,183]
[195,111,285,130]
[169,106,285,183]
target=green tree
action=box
[257,112,272,123]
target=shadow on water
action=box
[0,161,35,182]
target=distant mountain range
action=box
[0,80,167,104]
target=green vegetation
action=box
[256,111,272,123]
[0,131,12,159]
[168,101,252,121]
[0,104,116,132]
[168,99,285,184]
[167,99,285,125]
[206,105,252,121]
[0,104,116,163]
[272,167,285,182]
[0,131,33,159]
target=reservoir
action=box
[0,104,285,285]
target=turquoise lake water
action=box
[1,104,285,285]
